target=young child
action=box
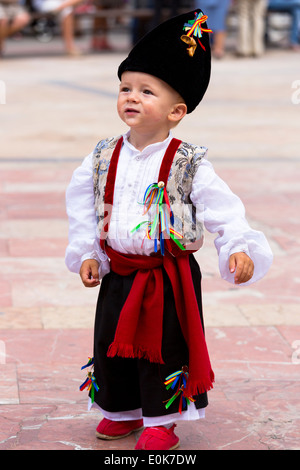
[65,9,273,450]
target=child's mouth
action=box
[125,108,139,114]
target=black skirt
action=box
[92,254,208,418]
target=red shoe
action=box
[135,424,180,450]
[96,417,144,440]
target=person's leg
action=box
[252,0,268,56]
[237,0,252,56]
[211,1,231,58]
[0,19,8,55]
[91,3,111,51]
[202,5,225,58]
[2,11,30,38]
[36,0,79,54]
[92,271,143,415]
[0,7,30,57]
[61,11,78,54]
[213,31,226,58]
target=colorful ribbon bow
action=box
[164,366,195,414]
[181,12,213,55]
[131,181,186,255]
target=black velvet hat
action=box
[118,9,212,114]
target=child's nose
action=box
[127,91,139,102]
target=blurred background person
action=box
[194,0,231,59]
[91,0,110,51]
[0,0,30,56]
[32,0,84,54]
[151,0,181,26]
[90,0,123,52]
[235,0,268,56]
[268,0,300,50]
[132,0,153,43]
[132,0,183,43]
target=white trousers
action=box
[236,0,268,56]
[89,399,205,427]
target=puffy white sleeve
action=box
[190,158,273,285]
[65,153,110,279]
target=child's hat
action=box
[118,9,212,114]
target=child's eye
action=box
[143,89,153,95]
[121,87,130,93]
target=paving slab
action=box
[0,35,300,451]
[0,326,299,450]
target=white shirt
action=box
[65,132,273,285]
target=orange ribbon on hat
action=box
[185,14,212,38]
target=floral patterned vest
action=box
[92,136,206,252]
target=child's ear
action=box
[169,103,187,123]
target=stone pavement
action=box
[0,35,300,451]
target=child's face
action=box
[117,72,184,134]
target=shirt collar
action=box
[122,131,173,158]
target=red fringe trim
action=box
[183,370,215,397]
[107,342,165,364]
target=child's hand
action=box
[80,259,100,288]
[229,252,254,285]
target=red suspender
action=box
[100,137,182,251]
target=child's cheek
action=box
[144,105,163,122]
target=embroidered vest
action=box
[92,136,207,252]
